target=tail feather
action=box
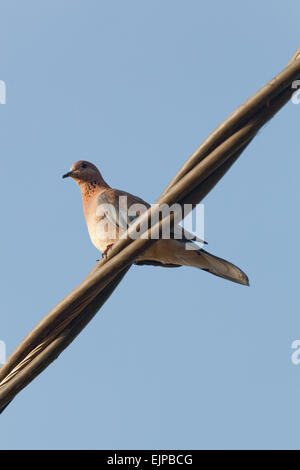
[184,248,249,286]
[138,240,249,286]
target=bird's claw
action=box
[102,243,114,258]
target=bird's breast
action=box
[83,196,121,252]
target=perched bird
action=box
[63,160,249,285]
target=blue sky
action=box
[0,0,300,450]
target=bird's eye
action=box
[81,163,88,168]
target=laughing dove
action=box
[63,161,249,285]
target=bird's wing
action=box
[98,189,207,243]
[97,189,149,231]
[177,228,207,245]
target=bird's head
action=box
[62,160,103,184]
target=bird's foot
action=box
[102,243,114,258]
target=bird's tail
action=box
[179,247,249,286]
[138,239,249,286]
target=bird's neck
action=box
[79,179,110,199]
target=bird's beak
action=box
[62,170,75,179]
